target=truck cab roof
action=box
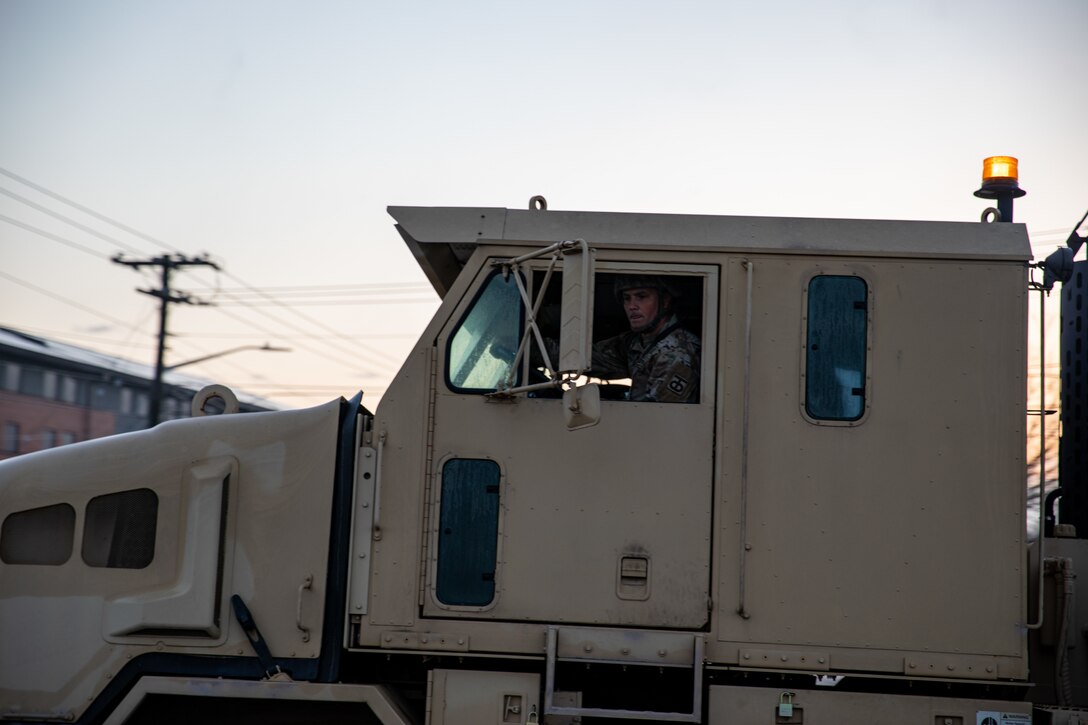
[389,204,1032,297]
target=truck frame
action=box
[1,201,1085,724]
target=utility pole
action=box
[112,253,220,427]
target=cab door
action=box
[424,258,718,629]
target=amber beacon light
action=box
[974,155,1026,223]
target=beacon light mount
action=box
[974,155,1026,224]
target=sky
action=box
[1,0,1086,414]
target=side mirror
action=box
[563,384,601,430]
[557,241,594,375]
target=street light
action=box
[164,343,292,372]
[148,342,291,426]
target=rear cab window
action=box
[802,274,871,423]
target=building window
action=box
[120,388,133,415]
[2,423,19,453]
[60,376,79,404]
[43,371,57,399]
[804,275,869,421]
[60,431,76,446]
[82,488,158,569]
[0,503,75,565]
[92,383,120,412]
[2,362,18,392]
[18,367,44,397]
[42,429,57,449]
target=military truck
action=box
[1,191,1086,724]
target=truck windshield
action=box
[447,271,523,391]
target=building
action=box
[0,327,279,460]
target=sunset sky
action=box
[2,0,1085,413]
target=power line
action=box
[1030,227,1076,238]
[12,326,416,343]
[209,297,437,307]
[224,382,385,390]
[171,331,418,340]
[0,185,145,255]
[0,167,177,255]
[200,289,434,300]
[0,169,408,378]
[205,289,400,376]
[242,389,385,398]
[220,268,406,370]
[0,269,139,329]
[0,214,112,260]
[188,281,433,293]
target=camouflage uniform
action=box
[591,315,701,403]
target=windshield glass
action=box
[448,272,522,390]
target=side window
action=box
[82,488,158,569]
[804,275,869,421]
[527,270,705,402]
[1,503,75,565]
[436,458,501,606]
[447,271,523,392]
[585,272,705,403]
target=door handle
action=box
[296,573,313,642]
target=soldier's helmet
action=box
[612,275,680,303]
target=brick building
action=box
[0,327,278,460]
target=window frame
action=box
[799,271,873,426]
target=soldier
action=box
[590,275,700,403]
